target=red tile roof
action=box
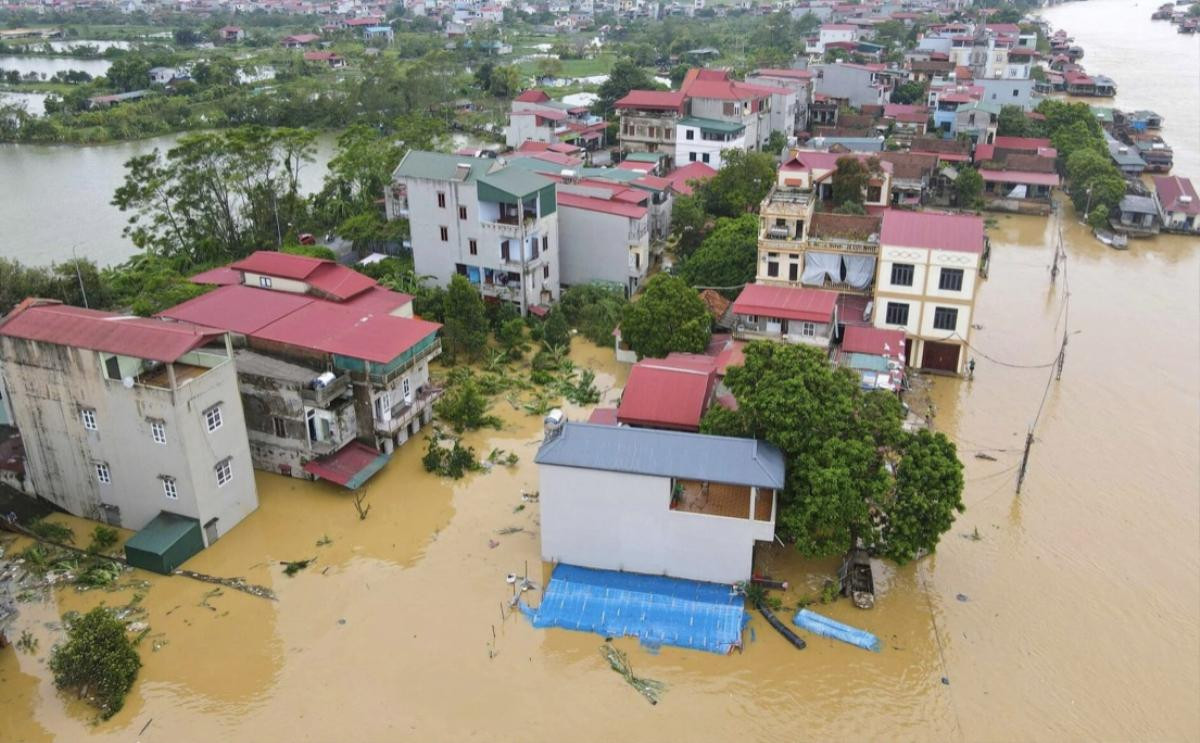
[993,136,1052,152]
[880,210,985,254]
[977,169,1060,187]
[341,285,414,314]
[841,325,906,357]
[732,284,838,324]
[163,285,311,335]
[632,174,672,190]
[665,162,717,196]
[252,301,440,364]
[682,69,773,101]
[514,89,551,103]
[617,357,717,431]
[557,191,647,219]
[0,300,225,363]
[1153,175,1200,215]
[189,266,242,286]
[617,161,654,173]
[752,68,814,80]
[614,90,686,112]
[302,441,390,489]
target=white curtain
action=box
[844,255,876,290]
[802,252,841,286]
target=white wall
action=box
[539,464,772,584]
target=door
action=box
[204,518,219,545]
[904,338,914,367]
[921,341,961,373]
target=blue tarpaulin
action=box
[520,564,748,654]
[792,608,881,652]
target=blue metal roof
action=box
[535,422,786,489]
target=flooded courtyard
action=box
[1,1,1198,741]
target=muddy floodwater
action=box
[2,1,1199,741]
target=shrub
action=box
[49,607,141,719]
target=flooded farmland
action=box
[2,1,1199,741]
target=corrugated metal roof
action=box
[557,192,647,219]
[880,210,985,254]
[477,167,555,200]
[679,116,746,134]
[732,284,838,323]
[535,422,786,489]
[123,511,200,555]
[0,301,224,363]
[614,90,686,111]
[161,285,313,335]
[307,262,377,300]
[230,250,326,280]
[393,150,493,183]
[303,441,391,489]
[841,325,906,356]
[617,357,717,431]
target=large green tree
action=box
[831,155,878,209]
[996,104,1029,138]
[955,166,984,209]
[592,58,655,116]
[679,213,758,293]
[441,274,488,362]
[49,607,141,720]
[669,192,709,258]
[620,273,710,359]
[558,284,627,346]
[698,149,777,218]
[701,341,964,560]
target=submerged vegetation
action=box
[49,606,142,720]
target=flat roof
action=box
[679,116,746,134]
[535,422,786,489]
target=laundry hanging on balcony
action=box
[802,252,876,290]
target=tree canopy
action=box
[558,283,628,345]
[831,155,877,208]
[679,213,759,294]
[701,341,964,561]
[49,606,142,720]
[592,58,656,115]
[696,149,777,218]
[620,273,711,359]
[955,166,984,209]
[441,274,488,362]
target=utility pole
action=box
[1050,210,1062,283]
[1055,331,1068,381]
[1015,428,1034,494]
[72,244,89,309]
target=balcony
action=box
[300,372,352,407]
[806,236,879,255]
[374,385,441,435]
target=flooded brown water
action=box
[2,2,1199,741]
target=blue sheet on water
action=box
[792,608,881,652]
[520,564,748,654]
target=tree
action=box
[497,317,528,360]
[435,376,499,431]
[890,80,926,104]
[1087,203,1110,230]
[542,307,571,349]
[102,254,205,316]
[670,193,709,257]
[173,28,203,46]
[105,54,152,92]
[831,156,871,208]
[619,273,711,359]
[1065,149,1124,213]
[955,166,984,209]
[592,58,654,116]
[487,65,522,98]
[441,274,488,362]
[535,57,563,81]
[766,129,788,156]
[679,214,758,294]
[996,104,1029,138]
[558,284,627,345]
[698,149,777,218]
[700,341,964,559]
[49,607,141,720]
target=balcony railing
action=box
[300,373,352,407]
[374,385,441,435]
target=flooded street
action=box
[1,1,1198,741]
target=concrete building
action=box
[730,283,839,349]
[812,62,893,108]
[0,300,257,545]
[615,90,687,167]
[814,23,859,53]
[535,421,785,584]
[747,67,815,134]
[389,151,560,314]
[505,90,607,152]
[675,116,747,169]
[555,188,651,295]
[1152,175,1200,234]
[873,210,987,374]
[975,77,1038,111]
[164,252,442,475]
[681,69,777,152]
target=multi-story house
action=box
[681,69,775,151]
[812,62,894,108]
[675,116,747,169]
[505,89,608,152]
[747,67,814,134]
[814,22,858,53]
[389,151,560,314]
[0,299,258,546]
[163,251,443,465]
[873,210,987,374]
[614,90,687,167]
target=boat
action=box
[791,609,881,652]
[839,547,876,609]
[1093,228,1129,250]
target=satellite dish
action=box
[122,376,135,389]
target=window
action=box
[204,404,223,433]
[458,206,467,220]
[767,261,779,278]
[468,239,478,255]
[1012,88,1019,97]
[500,241,511,261]
[150,420,166,445]
[885,302,910,326]
[933,306,958,331]
[543,264,550,279]
[259,276,272,288]
[162,476,178,500]
[402,377,411,400]
[801,322,816,336]
[789,263,799,282]
[890,263,915,287]
[939,268,964,292]
[104,355,121,380]
[689,152,697,162]
[686,129,695,140]
[723,102,736,116]
[95,463,111,484]
[81,408,97,431]
[273,417,287,437]
[437,191,446,208]
[701,153,710,164]
[215,458,233,488]
[542,236,549,253]
[439,226,449,242]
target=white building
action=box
[675,116,747,169]
[873,210,987,374]
[815,23,858,53]
[535,421,786,585]
[388,151,560,315]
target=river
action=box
[0,133,338,268]
[0,1,1198,741]
[0,55,113,78]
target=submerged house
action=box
[1111,195,1162,237]
[535,421,785,585]
[731,283,839,349]
[1152,175,1200,234]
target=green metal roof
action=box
[124,511,200,555]
[679,116,746,134]
[578,167,642,182]
[1090,106,1114,123]
[623,151,668,163]
[477,167,555,200]
[393,150,493,182]
[505,156,561,176]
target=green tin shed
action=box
[124,511,204,575]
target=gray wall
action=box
[976,78,1037,111]
[813,64,887,108]
[557,204,649,294]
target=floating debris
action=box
[282,558,315,577]
[600,642,665,705]
[495,526,524,536]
